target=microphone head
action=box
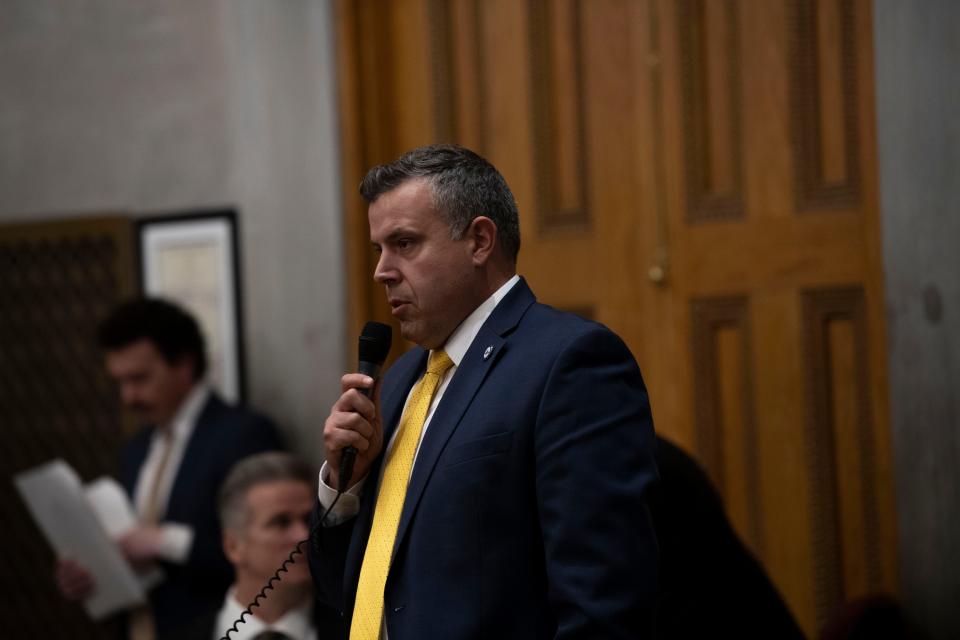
[359,321,393,365]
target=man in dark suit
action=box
[309,144,658,639]
[55,298,283,638]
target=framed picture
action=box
[137,209,246,403]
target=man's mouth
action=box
[389,299,410,315]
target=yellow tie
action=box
[350,350,454,640]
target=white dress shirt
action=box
[213,587,316,640]
[317,274,521,522]
[132,382,210,562]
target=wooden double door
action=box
[337,0,897,635]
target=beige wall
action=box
[875,1,960,638]
[0,0,345,463]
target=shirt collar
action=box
[440,274,520,367]
[157,382,210,442]
[216,587,314,640]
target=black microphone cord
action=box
[220,321,389,639]
[218,488,345,640]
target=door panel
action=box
[336,0,896,634]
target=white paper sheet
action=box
[84,477,138,538]
[14,460,147,619]
[84,476,164,590]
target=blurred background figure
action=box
[55,298,284,638]
[650,436,805,638]
[176,451,341,640]
[820,593,926,640]
[650,435,926,639]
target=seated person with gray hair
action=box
[180,452,339,640]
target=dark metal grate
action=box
[0,217,136,639]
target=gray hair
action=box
[218,452,315,532]
[359,144,521,263]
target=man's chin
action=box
[281,562,312,585]
[127,408,155,424]
[399,321,447,350]
[398,321,419,343]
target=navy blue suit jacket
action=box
[310,279,658,639]
[119,392,283,636]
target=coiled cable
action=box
[218,491,343,640]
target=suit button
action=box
[393,605,405,613]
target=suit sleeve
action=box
[534,327,659,639]
[180,414,284,578]
[308,499,355,617]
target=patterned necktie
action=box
[142,427,175,524]
[350,350,454,640]
[129,428,175,640]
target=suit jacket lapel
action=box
[166,394,221,520]
[379,350,427,451]
[391,278,536,557]
[345,279,537,596]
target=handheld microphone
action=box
[225,324,391,639]
[339,321,392,493]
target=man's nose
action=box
[290,517,310,542]
[119,385,138,406]
[373,253,397,284]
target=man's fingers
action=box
[332,388,377,422]
[324,396,377,454]
[63,573,93,594]
[337,410,375,439]
[340,373,376,395]
[324,373,384,483]
[325,420,372,452]
[55,558,94,601]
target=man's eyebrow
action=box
[377,228,419,244]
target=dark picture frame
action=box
[137,209,247,403]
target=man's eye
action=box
[270,515,292,528]
[397,239,411,249]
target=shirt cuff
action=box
[156,523,193,563]
[317,461,365,526]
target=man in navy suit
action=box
[55,298,283,637]
[309,144,658,638]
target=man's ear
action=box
[468,216,498,266]
[223,529,243,566]
[171,353,198,385]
